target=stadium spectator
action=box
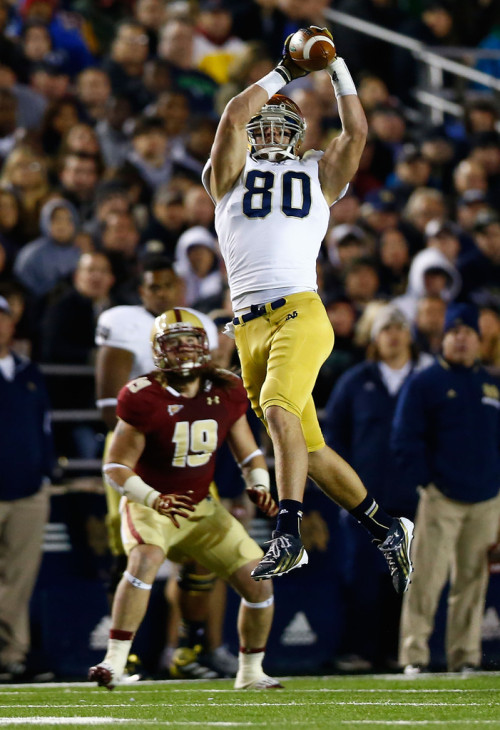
[392,302,500,673]
[377,228,410,298]
[458,211,500,310]
[0,145,52,243]
[127,116,173,195]
[412,294,446,357]
[139,186,185,259]
[13,197,81,300]
[174,226,224,311]
[455,189,490,233]
[202,30,414,589]
[193,0,247,85]
[39,97,82,157]
[0,189,25,256]
[0,62,47,133]
[60,124,102,161]
[424,219,461,264]
[325,304,430,671]
[453,158,488,197]
[343,257,382,312]
[102,20,151,113]
[0,295,53,682]
[56,152,101,222]
[40,251,116,458]
[479,305,500,376]
[387,144,433,210]
[75,68,112,126]
[183,184,215,231]
[95,94,133,170]
[99,211,142,305]
[29,52,72,102]
[157,16,218,115]
[394,246,461,322]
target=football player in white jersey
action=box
[203,28,415,592]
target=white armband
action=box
[244,467,270,491]
[329,57,357,98]
[256,68,288,99]
[239,448,263,468]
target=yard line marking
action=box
[0,701,497,709]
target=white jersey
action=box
[95,304,219,380]
[203,151,333,310]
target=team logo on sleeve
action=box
[168,404,184,416]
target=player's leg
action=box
[308,443,414,595]
[229,560,282,689]
[176,498,281,689]
[168,562,220,679]
[89,542,165,689]
[247,293,333,579]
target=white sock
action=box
[103,639,132,677]
[237,650,265,680]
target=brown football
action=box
[288,27,336,72]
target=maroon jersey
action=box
[117,371,249,503]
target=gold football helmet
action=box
[151,308,210,375]
[246,94,306,161]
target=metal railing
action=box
[324,8,500,125]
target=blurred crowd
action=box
[0,0,499,439]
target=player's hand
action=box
[246,486,279,518]
[154,491,196,528]
[277,33,310,80]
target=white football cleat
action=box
[234,673,284,689]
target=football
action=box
[288,27,336,72]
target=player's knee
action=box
[265,403,300,433]
[127,544,164,578]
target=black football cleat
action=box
[378,517,414,595]
[251,531,308,580]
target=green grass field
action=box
[0,673,499,729]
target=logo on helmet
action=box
[246,94,306,162]
[151,308,211,376]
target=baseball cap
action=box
[33,50,69,76]
[362,189,398,214]
[443,302,479,335]
[457,189,487,207]
[424,219,460,239]
[0,296,12,316]
[331,224,366,246]
[472,210,500,233]
[370,304,410,340]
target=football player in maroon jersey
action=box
[89,308,281,690]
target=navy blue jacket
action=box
[391,358,500,503]
[324,360,420,516]
[0,353,54,501]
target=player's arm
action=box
[318,57,368,206]
[209,42,308,202]
[226,414,278,518]
[95,346,134,430]
[103,418,195,526]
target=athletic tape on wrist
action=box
[329,57,357,98]
[124,570,152,591]
[241,595,274,609]
[123,474,160,508]
[256,68,288,99]
[245,467,270,490]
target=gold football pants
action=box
[234,291,334,452]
